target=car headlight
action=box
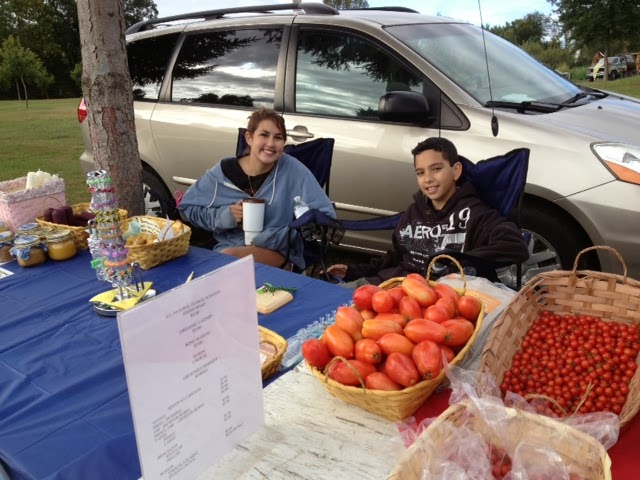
[592,143,640,185]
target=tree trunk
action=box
[15,79,21,101]
[20,75,29,108]
[76,0,145,216]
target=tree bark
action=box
[15,79,21,101]
[20,75,28,108]
[76,0,145,216]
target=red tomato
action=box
[401,277,437,307]
[406,273,429,285]
[424,304,452,324]
[412,340,443,379]
[404,319,448,344]
[365,371,402,391]
[387,286,407,307]
[373,312,407,328]
[371,290,394,313]
[457,295,482,322]
[361,319,403,340]
[435,297,457,318]
[377,333,416,356]
[328,359,376,387]
[385,352,421,388]
[302,338,332,370]
[354,338,382,364]
[360,309,376,320]
[335,306,365,341]
[352,285,381,311]
[433,282,461,303]
[441,344,456,363]
[398,295,422,320]
[323,325,355,358]
[441,318,475,347]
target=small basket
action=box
[121,215,191,269]
[0,176,66,232]
[259,326,287,381]
[388,400,612,479]
[36,201,128,249]
[479,246,640,428]
[309,255,484,422]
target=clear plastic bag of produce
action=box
[391,365,618,480]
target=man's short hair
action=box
[411,137,459,166]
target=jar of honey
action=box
[46,229,77,261]
[0,231,14,263]
[10,235,47,267]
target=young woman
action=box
[179,108,335,269]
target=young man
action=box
[327,137,529,286]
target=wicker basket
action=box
[36,201,128,249]
[309,255,485,422]
[121,216,191,269]
[259,326,287,381]
[388,400,612,480]
[479,246,640,428]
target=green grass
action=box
[575,73,640,97]
[0,98,90,206]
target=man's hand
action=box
[326,263,348,279]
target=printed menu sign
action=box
[118,256,264,480]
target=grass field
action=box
[1,75,639,213]
[0,98,90,206]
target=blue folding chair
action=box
[306,148,530,287]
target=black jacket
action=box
[345,182,529,285]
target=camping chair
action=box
[305,148,530,288]
[236,129,341,276]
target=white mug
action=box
[242,198,266,245]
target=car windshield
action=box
[386,23,583,106]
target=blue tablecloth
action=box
[0,248,352,480]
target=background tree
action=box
[0,35,53,107]
[324,0,370,8]
[0,0,157,98]
[549,0,640,79]
[77,0,144,216]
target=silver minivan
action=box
[78,3,640,284]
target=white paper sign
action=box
[118,256,265,480]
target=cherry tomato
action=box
[354,338,382,365]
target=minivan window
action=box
[128,33,180,101]
[171,29,282,108]
[386,23,582,105]
[295,29,426,118]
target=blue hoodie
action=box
[178,153,335,270]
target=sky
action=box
[152,1,554,28]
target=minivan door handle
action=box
[287,126,315,140]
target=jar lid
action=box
[13,234,43,248]
[16,222,39,234]
[0,231,14,242]
[46,229,73,242]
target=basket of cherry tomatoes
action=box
[303,255,485,422]
[479,246,640,428]
[388,400,612,480]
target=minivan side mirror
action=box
[378,91,430,124]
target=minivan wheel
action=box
[496,205,594,290]
[142,168,174,218]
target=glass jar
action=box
[0,231,14,263]
[10,235,47,267]
[16,222,39,236]
[46,229,77,261]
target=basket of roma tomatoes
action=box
[388,400,612,480]
[303,255,485,422]
[479,246,640,428]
